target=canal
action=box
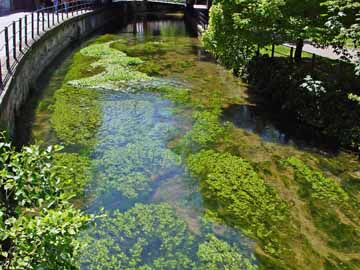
[17,12,360,270]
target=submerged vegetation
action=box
[187,150,289,255]
[13,15,360,270]
[80,203,258,270]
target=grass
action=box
[261,45,313,59]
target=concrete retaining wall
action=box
[0,8,114,137]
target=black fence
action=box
[0,0,105,93]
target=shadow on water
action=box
[222,103,340,153]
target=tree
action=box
[322,0,360,59]
[203,0,334,65]
[202,0,286,71]
[281,0,328,62]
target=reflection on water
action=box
[222,104,338,151]
[222,104,295,145]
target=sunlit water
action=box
[22,16,257,269]
[18,14,360,270]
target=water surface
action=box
[20,13,360,270]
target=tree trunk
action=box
[295,39,304,63]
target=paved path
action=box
[284,42,359,62]
[0,8,94,88]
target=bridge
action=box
[114,0,186,6]
[113,0,211,9]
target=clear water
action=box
[23,16,257,269]
[21,13,360,270]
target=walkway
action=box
[284,42,359,62]
[0,2,101,91]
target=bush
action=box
[0,137,92,270]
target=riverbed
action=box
[18,13,360,270]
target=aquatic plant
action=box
[187,150,289,255]
[53,152,91,199]
[284,157,348,204]
[283,157,360,253]
[93,139,181,199]
[69,42,150,90]
[182,110,226,149]
[197,235,258,270]
[51,86,101,146]
[111,40,172,57]
[80,203,258,270]
[83,94,182,200]
[148,85,191,104]
[80,203,197,270]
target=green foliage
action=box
[323,0,360,52]
[187,150,289,255]
[80,203,257,270]
[69,42,149,90]
[310,204,360,253]
[53,152,91,199]
[111,40,172,57]
[89,95,181,200]
[349,93,360,104]
[182,110,226,149]
[3,206,89,270]
[197,234,258,270]
[149,85,191,104]
[202,0,286,69]
[0,137,91,270]
[246,55,360,150]
[93,139,181,199]
[0,143,61,209]
[284,157,348,204]
[80,203,196,270]
[51,86,101,146]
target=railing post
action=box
[57,10,59,23]
[48,11,50,29]
[24,16,28,46]
[31,13,34,40]
[4,27,11,72]
[37,12,40,36]
[52,9,55,26]
[12,21,17,61]
[19,18,22,53]
[271,43,275,58]
[0,59,3,90]
[42,11,45,31]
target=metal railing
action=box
[114,0,186,6]
[0,0,105,94]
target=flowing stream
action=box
[17,13,360,270]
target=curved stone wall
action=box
[0,8,114,136]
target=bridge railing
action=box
[0,0,106,94]
[113,0,186,6]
